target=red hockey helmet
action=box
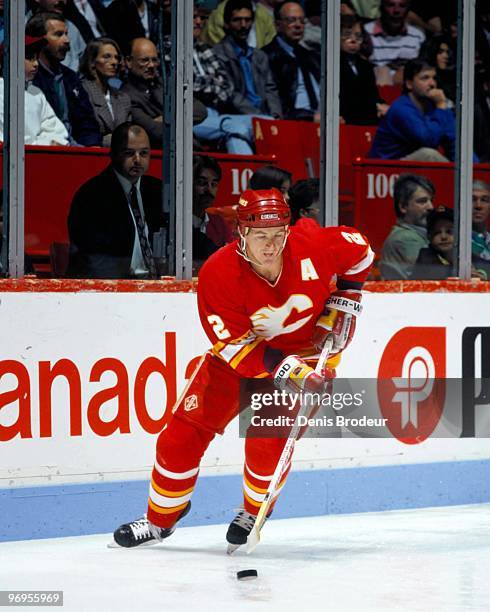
[237,188,291,233]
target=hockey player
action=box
[113,188,373,550]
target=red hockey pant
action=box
[147,352,292,528]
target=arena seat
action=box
[0,146,276,275]
[377,84,402,105]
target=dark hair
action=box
[381,0,411,9]
[304,0,321,19]
[288,178,320,223]
[79,37,122,80]
[340,14,361,32]
[223,0,254,24]
[403,59,436,92]
[26,12,66,37]
[426,205,453,236]
[393,174,435,218]
[110,122,148,158]
[249,165,291,191]
[418,34,453,67]
[193,155,222,182]
[274,1,303,22]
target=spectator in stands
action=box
[0,1,4,45]
[27,12,102,146]
[288,178,320,224]
[340,14,388,125]
[419,34,455,106]
[79,37,131,146]
[192,155,233,269]
[351,0,379,20]
[364,0,425,86]
[472,180,490,268]
[124,37,207,149]
[191,6,257,155]
[203,0,276,48]
[412,206,455,280]
[369,59,456,162]
[249,164,291,200]
[103,0,160,56]
[379,173,434,280]
[474,69,490,163]
[67,122,166,279]
[262,2,320,121]
[71,0,107,39]
[0,34,69,145]
[27,0,89,71]
[121,37,164,149]
[213,0,282,119]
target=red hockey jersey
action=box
[197,223,374,378]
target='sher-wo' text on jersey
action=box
[197,223,374,378]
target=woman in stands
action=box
[419,34,456,107]
[79,37,132,147]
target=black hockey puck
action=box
[236,569,258,581]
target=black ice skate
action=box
[226,508,270,554]
[110,502,191,548]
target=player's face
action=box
[430,219,454,255]
[93,44,121,80]
[112,130,151,183]
[245,226,287,266]
[401,187,433,227]
[472,189,490,227]
[44,19,70,62]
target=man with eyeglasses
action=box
[213,0,282,119]
[121,37,165,149]
[339,14,388,125]
[262,1,321,121]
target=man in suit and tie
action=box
[67,122,166,279]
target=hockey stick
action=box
[246,335,334,554]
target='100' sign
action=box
[366,173,399,199]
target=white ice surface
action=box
[1,504,490,612]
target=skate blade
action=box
[106,539,159,549]
[226,543,242,555]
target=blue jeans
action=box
[194,107,265,155]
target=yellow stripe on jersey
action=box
[229,337,263,369]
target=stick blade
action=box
[245,526,260,554]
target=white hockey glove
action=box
[273,355,326,396]
[312,290,362,355]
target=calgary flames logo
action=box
[251,294,313,340]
